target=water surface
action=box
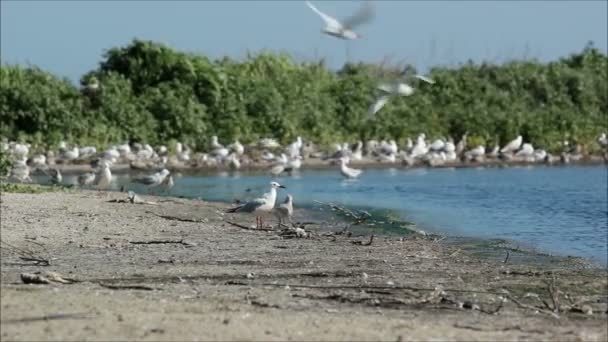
[58,165,608,266]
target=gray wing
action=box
[235,198,266,213]
[132,175,156,185]
[342,1,374,29]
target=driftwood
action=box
[146,211,206,223]
[129,239,193,246]
[98,283,156,291]
[1,312,92,324]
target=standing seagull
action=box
[369,74,435,116]
[95,161,112,191]
[306,1,374,40]
[78,172,96,187]
[131,169,171,193]
[226,182,286,229]
[274,194,294,226]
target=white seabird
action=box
[306,1,374,40]
[339,157,362,179]
[274,194,294,226]
[132,169,171,191]
[226,181,286,229]
[501,135,523,154]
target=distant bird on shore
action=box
[306,1,374,40]
[226,181,286,229]
[339,157,362,179]
[274,194,294,226]
[501,135,523,154]
[161,174,174,193]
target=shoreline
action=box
[48,154,607,175]
[1,189,606,341]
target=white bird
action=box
[210,136,223,150]
[274,194,294,226]
[351,141,363,161]
[515,143,534,157]
[465,145,486,160]
[161,174,174,192]
[49,168,62,184]
[79,146,97,159]
[533,149,547,162]
[60,147,79,161]
[285,156,302,172]
[270,163,286,176]
[339,157,362,179]
[306,1,374,40]
[226,181,286,229]
[132,169,171,191]
[598,133,608,147]
[370,75,435,116]
[77,172,96,187]
[228,153,241,170]
[429,139,445,152]
[229,140,245,155]
[259,138,280,149]
[30,154,47,168]
[95,161,112,190]
[501,135,523,154]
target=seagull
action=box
[226,181,286,229]
[274,194,294,226]
[501,135,523,154]
[49,168,62,185]
[161,174,174,193]
[77,172,96,187]
[306,1,374,40]
[369,74,435,116]
[95,160,112,191]
[339,157,362,179]
[131,169,171,192]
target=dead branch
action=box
[505,294,560,319]
[98,283,156,291]
[1,239,50,266]
[1,312,92,324]
[129,239,190,245]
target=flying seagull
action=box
[306,1,374,40]
[369,74,435,117]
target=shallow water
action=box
[53,165,607,266]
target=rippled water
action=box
[54,165,607,266]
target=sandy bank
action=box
[1,189,607,341]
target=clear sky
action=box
[1,0,606,83]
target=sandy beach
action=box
[1,188,607,341]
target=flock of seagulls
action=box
[3,2,608,228]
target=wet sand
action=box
[1,189,607,341]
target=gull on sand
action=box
[226,181,286,229]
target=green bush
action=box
[1,39,606,153]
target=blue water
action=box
[58,165,608,266]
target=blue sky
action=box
[1,1,606,83]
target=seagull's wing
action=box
[306,1,343,29]
[131,175,157,185]
[369,95,391,117]
[413,74,435,84]
[342,1,375,29]
[237,198,266,213]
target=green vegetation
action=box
[0,182,70,194]
[1,39,606,153]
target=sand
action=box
[1,189,606,341]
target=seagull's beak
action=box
[279,185,286,189]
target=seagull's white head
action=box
[270,181,286,189]
[160,169,170,176]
